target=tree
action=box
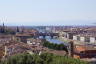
[0,53,89,64]
[43,40,68,52]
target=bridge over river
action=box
[35,32,59,39]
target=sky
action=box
[0,0,96,26]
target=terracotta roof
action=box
[16,34,31,37]
[75,44,96,53]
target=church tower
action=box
[16,26,20,32]
[1,22,5,33]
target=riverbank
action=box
[58,37,89,45]
[42,39,68,56]
[58,37,71,43]
[43,39,68,52]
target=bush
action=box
[0,53,88,64]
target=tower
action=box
[0,22,5,33]
[3,22,5,32]
[16,26,20,32]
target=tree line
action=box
[43,39,68,52]
[0,53,88,64]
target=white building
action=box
[27,38,41,45]
[80,37,85,42]
[90,37,96,43]
[73,36,77,40]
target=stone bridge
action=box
[35,32,59,39]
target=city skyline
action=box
[0,0,96,26]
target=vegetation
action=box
[4,29,16,35]
[0,28,16,35]
[0,53,88,64]
[43,39,68,52]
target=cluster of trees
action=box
[0,28,16,35]
[43,40,68,52]
[4,29,16,35]
[0,53,88,64]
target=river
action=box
[46,38,69,46]
[39,36,69,46]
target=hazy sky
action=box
[0,0,96,26]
